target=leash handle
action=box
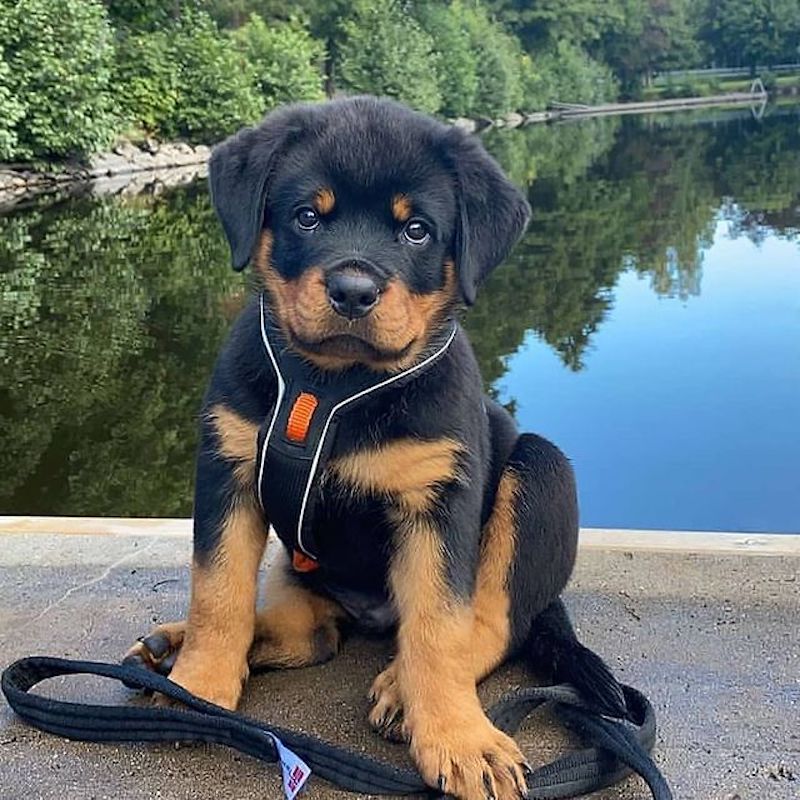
[2,656,672,799]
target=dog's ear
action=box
[209,105,310,270]
[442,129,531,305]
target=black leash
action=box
[2,656,672,799]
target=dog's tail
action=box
[523,598,628,719]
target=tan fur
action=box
[377,516,526,800]
[313,187,336,215]
[165,499,267,710]
[255,227,457,373]
[471,471,518,678]
[249,549,345,668]
[391,193,412,222]
[208,404,259,488]
[330,437,463,512]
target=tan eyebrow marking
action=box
[391,193,412,223]
[313,187,336,215]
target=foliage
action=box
[0,0,118,160]
[334,0,441,113]
[524,41,619,108]
[461,3,525,116]
[415,1,479,118]
[231,14,325,109]
[0,13,25,160]
[114,30,180,134]
[698,0,800,69]
[163,11,264,142]
[600,0,701,93]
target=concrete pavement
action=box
[0,523,797,800]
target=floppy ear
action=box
[209,105,309,270]
[442,129,531,305]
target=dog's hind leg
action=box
[248,549,346,669]
[504,433,626,717]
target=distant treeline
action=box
[1,0,799,161]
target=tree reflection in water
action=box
[1,107,798,516]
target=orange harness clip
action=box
[292,549,320,573]
[285,392,319,443]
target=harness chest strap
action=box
[256,293,457,568]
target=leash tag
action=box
[267,733,311,799]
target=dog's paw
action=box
[122,621,186,681]
[160,652,247,710]
[409,711,528,800]
[367,661,408,742]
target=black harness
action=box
[255,292,457,571]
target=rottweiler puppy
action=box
[125,96,625,800]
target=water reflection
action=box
[1,107,798,522]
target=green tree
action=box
[0,0,118,160]
[699,0,800,69]
[0,12,25,160]
[164,11,264,141]
[600,0,701,91]
[460,2,524,116]
[231,14,325,110]
[114,29,180,134]
[415,1,479,118]
[335,0,441,113]
[523,41,618,108]
[487,0,628,51]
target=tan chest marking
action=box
[329,437,463,513]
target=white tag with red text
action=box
[268,734,311,799]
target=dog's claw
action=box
[156,651,177,675]
[483,771,496,800]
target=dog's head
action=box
[210,97,529,372]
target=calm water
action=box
[1,107,799,531]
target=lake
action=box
[1,106,798,532]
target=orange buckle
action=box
[292,549,320,573]
[286,392,318,443]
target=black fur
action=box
[200,96,623,714]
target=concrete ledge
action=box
[1,526,798,798]
[3,515,799,555]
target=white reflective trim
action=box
[257,294,286,511]
[295,325,458,557]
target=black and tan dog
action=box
[125,97,625,800]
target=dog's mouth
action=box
[289,330,416,365]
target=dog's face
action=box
[210,97,530,372]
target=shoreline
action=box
[0,90,779,211]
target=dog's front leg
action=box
[165,407,266,710]
[387,511,528,800]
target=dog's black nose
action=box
[326,271,380,319]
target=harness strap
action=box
[256,294,458,562]
[2,656,672,800]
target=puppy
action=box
[125,97,624,800]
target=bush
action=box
[232,15,326,110]
[114,30,180,135]
[0,13,25,160]
[458,4,524,117]
[415,1,478,118]
[335,0,442,114]
[163,11,264,142]
[524,42,618,109]
[0,0,118,160]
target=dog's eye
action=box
[296,207,320,231]
[402,219,430,245]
